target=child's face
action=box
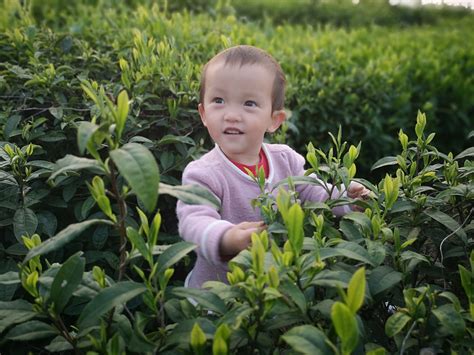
[198,61,286,165]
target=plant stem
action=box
[400,321,417,355]
[52,314,80,355]
[109,162,128,281]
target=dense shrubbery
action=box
[230,0,474,28]
[1,0,472,177]
[1,106,472,353]
[0,0,473,353]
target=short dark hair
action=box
[199,45,286,111]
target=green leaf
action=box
[311,270,352,289]
[45,335,74,352]
[5,320,57,341]
[24,219,112,263]
[110,143,159,213]
[371,156,398,171]
[38,131,66,142]
[347,267,366,313]
[78,281,146,329]
[160,183,220,210]
[166,318,215,348]
[190,322,207,351]
[280,280,307,314]
[213,324,231,355]
[320,241,375,266]
[368,266,402,297]
[281,325,332,355]
[50,155,105,180]
[13,207,38,241]
[77,121,99,155]
[0,271,20,285]
[0,299,36,333]
[286,204,304,255]
[339,220,363,240]
[385,312,411,337]
[36,211,58,237]
[432,304,465,337]
[157,134,195,146]
[455,147,474,160]
[273,176,326,191]
[49,252,85,313]
[423,209,466,239]
[331,302,358,353]
[212,335,227,355]
[156,241,196,274]
[458,265,472,300]
[343,212,371,233]
[126,227,151,263]
[366,239,386,266]
[116,90,129,139]
[399,251,427,264]
[171,287,226,314]
[3,115,21,139]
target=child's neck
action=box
[222,149,261,166]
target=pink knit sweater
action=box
[176,143,349,288]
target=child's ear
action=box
[267,110,287,133]
[198,103,207,127]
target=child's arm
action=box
[177,164,264,265]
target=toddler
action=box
[177,45,369,288]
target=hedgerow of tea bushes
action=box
[1,1,473,178]
[229,0,474,28]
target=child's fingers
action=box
[237,221,266,229]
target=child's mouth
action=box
[223,128,243,135]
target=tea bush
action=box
[0,0,473,353]
[0,108,472,353]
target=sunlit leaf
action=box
[385,312,411,337]
[347,267,366,313]
[110,143,159,212]
[331,302,358,352]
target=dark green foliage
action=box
[230,0,473,28]
[0,1,473,353]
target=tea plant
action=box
[0,86,217,353]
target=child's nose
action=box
[223,109,242,122]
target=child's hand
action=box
[347,181,371,211]
[220,221,266,258]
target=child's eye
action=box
[244,100,257,107]
[212,97,224,104]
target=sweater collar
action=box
[215,143,274,183]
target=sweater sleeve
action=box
[286,147,351,216]
[176,163,233,267]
